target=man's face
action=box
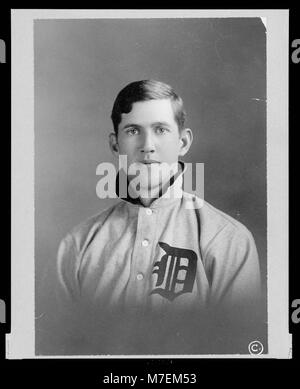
[115,99,185,191]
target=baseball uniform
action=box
[55,162,262,354]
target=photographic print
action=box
[10,9,289,358]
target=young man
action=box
[56,80,262,355]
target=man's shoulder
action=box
[182,193,254,247]
[63,201,124,250]
[202,200,250,234]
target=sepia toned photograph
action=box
[10,9,289,358]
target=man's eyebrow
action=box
[151,121,172,127]
[122,123,142,130]
[121,121,173,130]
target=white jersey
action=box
[55,165,262,354]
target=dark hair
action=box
[111,80,186,135]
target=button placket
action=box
[128,207,158,303]
[141,208,153,248]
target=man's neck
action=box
[138,162,183,207]
[139,196,154,208]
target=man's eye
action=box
[156,127,168,134]
[126,128,138,135]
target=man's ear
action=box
[179,128,193,157]
[109,132,119,154]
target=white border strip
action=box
[267,9,290,358]
[10,8,289,19]
[10,10,35,358]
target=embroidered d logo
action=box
[150,242,197,301]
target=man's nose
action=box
[140,131,155,154]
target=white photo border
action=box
[10,8,290,359]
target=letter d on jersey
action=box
[150,242,197,301]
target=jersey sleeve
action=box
[56,234,81,304]
[54,234,91,354]
[204,225,262,312]
[202,224,266,348]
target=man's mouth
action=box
[141,160,160,165]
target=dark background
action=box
[34,18,267,354]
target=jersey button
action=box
[145,208,152,215]
[142,239,149,247]
[136,273,144,281]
